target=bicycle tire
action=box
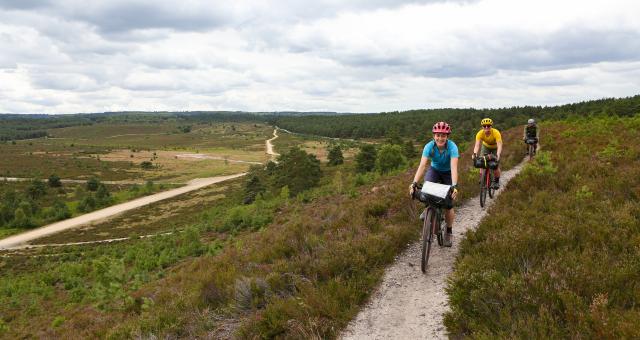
[421,208,435,273]
[436,209,443,247]
[488,169,495,198]
[528,144,534,160]
[480,169,487,207]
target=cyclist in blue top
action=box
[409,121,459,246]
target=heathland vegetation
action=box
[445,115,640,338]
[0,97,638,338]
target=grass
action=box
[0,124,527,338]
[445,115,640,338]
[0,180,172,239]
[0,122,273,182]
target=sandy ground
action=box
[340,160,526,340]
[0,128,281,250]
[0,174,246,250]
[266,129,280,160]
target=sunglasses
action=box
[482,125,492,128]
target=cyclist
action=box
[523,118,539,155]
[409,121,459,247]
[472,118,502,189]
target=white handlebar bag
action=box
[419,181,453,209]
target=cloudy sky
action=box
[1,0,639,114]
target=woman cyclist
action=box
[409,121,459,247]
[473,118,502,189]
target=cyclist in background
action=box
[523,118,539,155]
[473,118,502,189]
[409,121,459,247]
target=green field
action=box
[0,122,273,182]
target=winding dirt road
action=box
[266,128,280,161]
[0,174,246,250]
[0,128,282,250]
[340,160,527,339]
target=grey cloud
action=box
[29,72,101,91]
[0,0,53,10]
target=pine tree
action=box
[273,147,322,196]
[355,144,377,173]
[327,145,344,166]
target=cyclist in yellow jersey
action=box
[472,118,503,189]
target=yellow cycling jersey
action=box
[476,128,502,149]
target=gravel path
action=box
[0,128,282,250]
[340,160,526,340]
[0,174,246,250]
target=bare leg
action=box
[445,208,454,229]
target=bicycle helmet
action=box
[527,118,535,125]
[432,121,451,134]
[481,118,493,126]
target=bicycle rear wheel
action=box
[421,208,435,273]
[528,144,534,160]
[480,169,487,207]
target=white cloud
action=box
[0,0,639,113]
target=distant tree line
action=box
[266,95,640,142]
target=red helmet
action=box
[432,121,451,134]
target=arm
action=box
[450,157,459,200]
[496,140,503,160]
[409,156,429,196]
[472,140,481,158]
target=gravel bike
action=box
[412,182,453,272]
[474,155,499,208]
[525,137,538,160]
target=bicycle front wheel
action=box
[488,169,495,199]
[421,208,435,273]
[480,169,487,207]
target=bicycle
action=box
[473,155,499,208]
[411,181,454,272]
[524,137,538,160]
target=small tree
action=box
[355,144,377,173]
[243,174,265,204]
[273,147,322,197]
[86,177,100,192]
[52,200,71,220]
[26,179,47,200]
[403,140,417,159]
[95,184,111,206]
[78,194,97,212]
[13,207,31,228]
[376,144,406,173]
[48,174,62,188]
[327,145,344,166]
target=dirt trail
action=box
[0,128,283,250]
[266,128,280,160]
[340,160,527,340]
[0,173,246,250]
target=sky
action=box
[0,0,639,114]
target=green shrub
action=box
[376,144,406,173]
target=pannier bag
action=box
[525,138,538,145]
[419,181,453,209]
[473,156,499,169]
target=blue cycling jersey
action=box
[422,140,459,172]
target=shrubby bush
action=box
[376,144,406,173]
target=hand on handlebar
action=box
[409,182,417,198]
